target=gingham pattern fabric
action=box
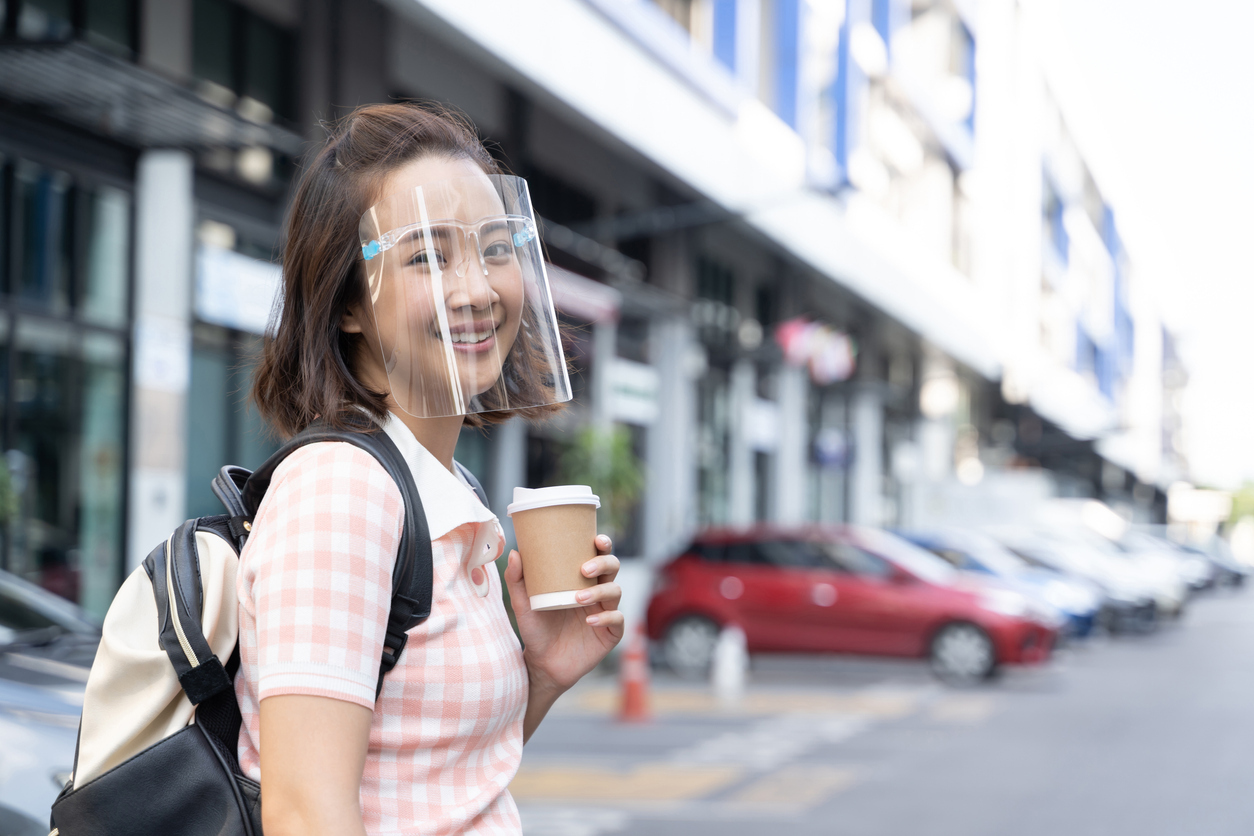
[235,427,528,835]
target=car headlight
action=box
[979,589,1030,618]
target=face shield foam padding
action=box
[359,173,571,418]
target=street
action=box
[516,588,1254,836]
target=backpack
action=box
[49,420,488,836]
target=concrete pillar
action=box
[128,151,194,569]
[590,319,618,433]
[850,385,884,526]
[815,392,848,523]
[490,417,528,546]
[772,364,808,524]
[643,318,698,563]
[728,359,756,526]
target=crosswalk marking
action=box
[510,764,743,802]
[565,685,926,718]
[730,765,859,808]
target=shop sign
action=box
[195,244,282,335]
[609,357,658,425]
[774,317,857,385]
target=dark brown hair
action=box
[253,102,566,437]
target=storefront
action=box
[0,117,133,617]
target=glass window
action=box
[243,13,292,119]
[193,0,236,91]
[185,326,278,518]
[0,154,131,617]
[756,539,827,569]
[854,528,957,584]
[76,332,127,616]
[820,541,893,578]
[186,342,231,519]
[690,542,726,562]
[14,161,73,315]
[84,0,138,54]
[5,321,125,616]
[17,0,74,40]
[192,0,296,120]
[726,542,771,565]
[78,185,130,327]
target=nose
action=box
[452,229,490,279]
[445,249,497,311]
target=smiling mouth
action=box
[450,329,494,345]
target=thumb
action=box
[504,550,532,616]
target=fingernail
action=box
[586,614,600,626]
[582,560,597,575]
[577,589,592,603]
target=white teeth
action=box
[451,330,491,344]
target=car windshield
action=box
[0,572,98,639]
[852,529,958,585]
[952,533,1033,577]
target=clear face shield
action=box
[359,174,571,418]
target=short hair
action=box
[252,102,567,437]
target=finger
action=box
[596,534,613,555]
[504,549,523,582]
[585,609,625,635]
[504,551,532,616]
[575,582,622,610]
[581,553,620,582]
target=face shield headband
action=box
[359,173,571,419]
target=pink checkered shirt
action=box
[235,414,527,835]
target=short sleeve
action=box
[239,442,404,709]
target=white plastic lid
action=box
[507,485,601,515]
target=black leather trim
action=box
[178,655,232,705]
[50,724,262,836]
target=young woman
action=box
[237,102,624,836]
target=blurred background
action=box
[2,0,1254,834]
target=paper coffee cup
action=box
[507,486,601,611]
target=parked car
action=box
[900,528,1103,640]
[0,569,99,827]
[987,527,1161,634]
[1185,537,1250,588]
[646,526,1060,683]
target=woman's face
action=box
[355,156,526,417]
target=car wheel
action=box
[930,622,996,684]
[663,615,721,677]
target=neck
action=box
[389,407,465,472]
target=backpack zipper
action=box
[164,535,200,669]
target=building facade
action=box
[0,0,1181,616]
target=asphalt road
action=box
[514,587,1254,836]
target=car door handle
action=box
[811,583,838,606]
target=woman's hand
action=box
[503,534,624,739]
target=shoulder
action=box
[255,441,404,533]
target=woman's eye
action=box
[482,241,512,261]
[407,248,446,268]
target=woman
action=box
[237,102,623,836]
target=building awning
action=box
[0,40,305,155]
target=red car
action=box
[645,525,1058,681]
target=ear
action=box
[340,304,366,334]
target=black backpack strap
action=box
[144,521,234,706]
[240,420,432,699]
[453,460,489,508]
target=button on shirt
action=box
[235,413,527,835]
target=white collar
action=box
[377,411,497,541]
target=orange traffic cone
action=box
[618,624,651,722]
